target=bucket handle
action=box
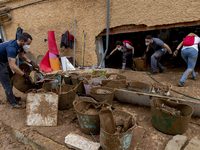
[73,100,78,106]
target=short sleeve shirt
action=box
[0,40,23,63]
[182,36,200,51]
[149,38,164,51]
[116,43,131,53]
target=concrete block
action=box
[65,133,100,150]
[184,138,200,150]
[165,135,188,150]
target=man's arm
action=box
[163,43,172,54]
[176,41,183,50]
[8,57,25,76]
[110,48,117,55]
[18,52,31,63]
[146,46,150,53]
[130,46,134,54]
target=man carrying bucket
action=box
[0,33,38,108]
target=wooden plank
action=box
[114,88,200,117]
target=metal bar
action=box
[99,0,110,68]
[81,30,84,67]
[11,0,46,10]
[83,32,86,67]
[105,0,110,52]
[73,20,76,66]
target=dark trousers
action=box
[122,51,132,63]
[0,62,17,105]
[151,48,167,72]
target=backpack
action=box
[123,40,132,49]
[183,36,195,46]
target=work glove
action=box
[106,54,111,59]
[30,61,39,69]
[132,54,135,58]
[23,74,33,83]
[173,49,178,57]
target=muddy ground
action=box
[0,120,32,150]
[0,68,200,150]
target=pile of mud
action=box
[155,103,182,117]
[113,115,133,134]
[0,121,32,150]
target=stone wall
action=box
[2,0,200,66]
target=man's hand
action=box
[23,74,33,83]
[142,54,147,60]
[106,55,111,59]
[30,61,39,69]
[132,54,135,58]
[173,49,178,57]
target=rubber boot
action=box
[120,63,126,73]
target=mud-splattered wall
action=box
[2,0,200,66]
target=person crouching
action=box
[106,40,135,72]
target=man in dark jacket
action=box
[0,33,38,108]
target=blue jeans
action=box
[151,48,167,72]
[180,48,198,82]
[0,62,17,105]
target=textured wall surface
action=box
[2,0,200,66]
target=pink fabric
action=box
[49,52,57,59]
[48,31,59,55]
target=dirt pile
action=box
[0,121,33,150]
[155,103,182,117]
[114,115,133,134]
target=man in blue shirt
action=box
[145,35,172,74]
[0,33,38,108]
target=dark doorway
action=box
[102,25,200,69]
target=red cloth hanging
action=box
[48,31,59,55]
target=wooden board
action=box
[115,88,200,117]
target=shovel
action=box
[99,109,116,134]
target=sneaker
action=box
[193,72,198,80]
[178,81,186,87]
[159,67,165,73]
[12,103,25,109]
[120,69,125,74]
[150,71,157,74]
